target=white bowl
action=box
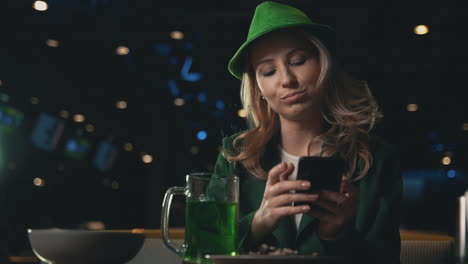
[28,228,144,264]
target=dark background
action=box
[1,0,467,255]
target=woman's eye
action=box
[291,59,306,66]
[262,69,275,77]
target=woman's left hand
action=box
[307,178,359,240]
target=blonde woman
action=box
[214,1,402,263]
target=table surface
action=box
[9,229,454,263]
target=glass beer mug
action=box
[161,173,239,263]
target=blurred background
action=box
[0,0,467,256]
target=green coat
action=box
[214,133,402,263]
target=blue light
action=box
[197,130,207,141]
[181,56,203,82]
[31,113,65,152]
[168,80,180,97]
[184,42,193,50]
[2,115,13,125]
[64,138,91,160]
[66,140,78,152]
[402,177,424,201]
[94,141,118,172]
[154,43,172,56]
[197,92,207,103]
[216,100,225,110]
[447,169,456,178]
[432,144,444,152]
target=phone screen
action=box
[295,156,346,206]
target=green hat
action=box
[228,1,336,80]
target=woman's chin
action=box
[278,104,320,122]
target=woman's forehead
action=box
[249,31,312,65]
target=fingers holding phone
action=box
[308,179,360,240]
[292,156,360,239]
[311,185,358,216]
[251,162,318,241]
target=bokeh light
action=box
[190,146,200,155]
[46,39,60,48]
[142,154,153,163]
[197,130,207,141]
[123,143,133,151]
[30,97,39,104]
[170,31,184,40]
[59,110,69,119]
[174,98,185,106]
[85,124,94,133]
[116,100,127,109]
[414,25,429,35]
[238,109,247,118]
[33,177,45,187]
[447,169,456,178]
[33,0,48,11]
[442,156,451,165]
[406,104,419,112]
[73,114,85,123]
[116,46,129,55]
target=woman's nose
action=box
[280,67,298,88]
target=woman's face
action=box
[250,31,323,122]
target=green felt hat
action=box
[228,1,336,80]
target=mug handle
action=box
[161,186,186,256]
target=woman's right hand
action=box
[251,162,318,242]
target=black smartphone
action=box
[295,156,346,207]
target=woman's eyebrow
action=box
[256,58,274,67]
[286,48,308,56]
[255,48,308,68]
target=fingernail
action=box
[302,206,309,211]
[301,182,310,188]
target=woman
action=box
[214,1,402,263]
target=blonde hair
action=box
[223,29,382,181]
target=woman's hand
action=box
[251,162,319,242]
[307,178,359,240]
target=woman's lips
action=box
[281,90,305,102]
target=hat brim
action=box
[228,23,336,80]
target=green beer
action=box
[184,200,238,263]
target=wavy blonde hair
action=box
[223,29,382,181]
